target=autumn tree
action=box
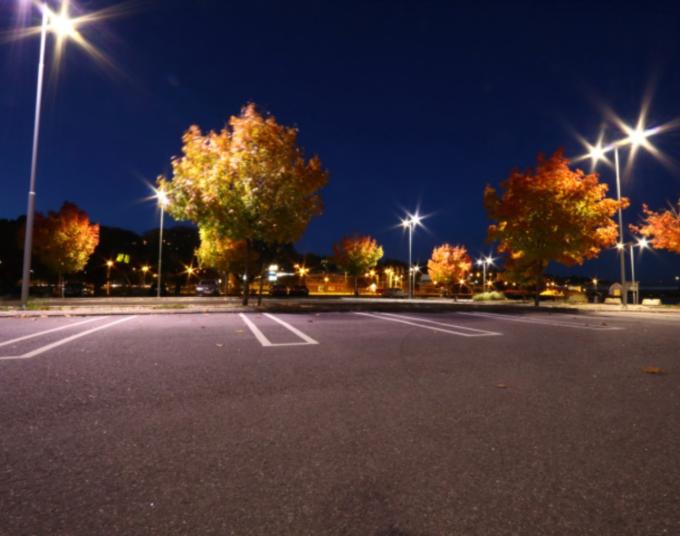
[427,244,472,298]
[632,201,680,254]
[31,202,100,295]
[484,150,626,306]
[332,236,384,296]
[158,103,328,304]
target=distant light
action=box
[616,243,625,250]
[637,237,649,249]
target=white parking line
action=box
[355,312,502,337]
[377,312,503,336]
[239,313,319,347]
[459,311,624,331]
[0,316,137,361]
[0,316,103,348]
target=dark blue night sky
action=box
[2,0,680,282]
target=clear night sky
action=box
[2,0,680,282]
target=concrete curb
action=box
[1,297,678,318]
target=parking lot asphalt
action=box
[1,310,678,535]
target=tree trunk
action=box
[257,264,265,306]
[59,273,64,298]
[242,240,250,306]
[534,266,542,307]
[353,276,359,297]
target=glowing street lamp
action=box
[105,259,114,296]
[154,188,170,298]
[20,1,81,308]
[141,264,150,285]
[400,211,424,299]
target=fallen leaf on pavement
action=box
[641,366,664,375]
[216,343,224,347]
[495,383,509,389]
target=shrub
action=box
[566,293,588,304]
[472,291,506,301]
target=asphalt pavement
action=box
[1,310,678,535]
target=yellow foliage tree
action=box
[159,104,328,304]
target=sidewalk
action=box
[1,295,679,318]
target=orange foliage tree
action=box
[332,236,384,296]
[632,201,680,254]
[31,202,99,293]
[159,103,328,304]
[484,150,626,305]
[427,244,472,297]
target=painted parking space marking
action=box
[0,316,103,348]
[458,311,624,331]
[239,313,319,347]
[376,312,503,336]
[355,312,502,337]
[0,316,137,361]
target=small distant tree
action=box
[484,150,626,306]
[332,236,383,296]
[159,103,328,304]
[31,202,99,295]
[427,244,472,298]
[632,200,680,254]
[196,226,253,294]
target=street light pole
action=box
[20,4,48,308]
[157,203,164,298]
[614,147,628,306]
[407,223,413,299]
[629,243,637,305]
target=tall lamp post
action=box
[105,259,114,296]
[584,119,663,307]
[155,189,169,298]
[400,212,423,300]
[624,237,649,305]
[476,256,493,292]
[20,1,78,308]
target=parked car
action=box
[269,284,288,297]
[288,285,309,297]
[196,279,220,296]
[63,281,94,297]
[381,287,406,298]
